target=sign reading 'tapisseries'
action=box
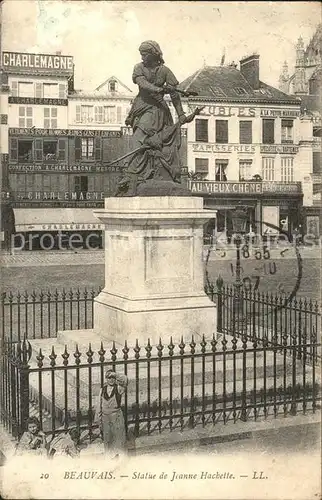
[1,52,73,72]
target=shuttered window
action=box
[58,84,65,99]
[95,138,101,160]
[58,139,67,160]
[75,136,82,160]
[11,81,18,97]
[117,106,122,123]
[35,83,43,98]
[44,108,57,128]
[18,107,33,127]
[195,119,208,142]
[10,138,18,161]
[281,157,294,182]
[239,160,252,180]
[262,119,275,144]
[76,105,81,123]
[94,106,104,123]
[215,120,228,143]
[262,157,275,180]
[239,121,252,144]
[313,152,321,173]
[195,158,209,173]
[34,139,43,162]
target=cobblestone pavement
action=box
[0,250,104,267]
[0,244,320,268]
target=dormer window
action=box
[234,87,247,95]
[109,80,117,92]
[258,88,272,96]
[210,86,226,97]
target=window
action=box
[11,81,18,97]
[313,152,321,173]
[18,82,33,97]
[239,160,253,180]
[216,120,228,143]
[234,87,247,95]
[95,106,104,123]
[81,105,94,123]
[262,157,275,181]
[74,176,88,199]
[262,119,275,144]
[195,158,209,179]
[215,159,228,181]
[18,140,33,162]
[281,157,294,182]
[43,140,57,160]
[239,121,252,144]
[103,106,116,123]
[19,107,33,127]
[281,119,293,143]
[81,138,94,159]
[210,86,226,97]
[44,108,57,128]
[43,83,59,98]
[195,119,208,142]
[58,84,66,99]
[35,83,43,98]
[109,80,117,92]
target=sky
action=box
[1,1,320,92]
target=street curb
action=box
[128,412,321,455]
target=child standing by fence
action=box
[95,369,128,457]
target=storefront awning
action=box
[14,208,102,232]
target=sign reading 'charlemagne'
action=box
[1,52,74,72]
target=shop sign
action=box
[2,52,73,72]
[15,191,106,201]
[188,104,256,117]
[190,181,262,194]
[192,143,256,153]
[9,128,122,137]
[41,223,102,231]
[262,182,301,194]
[260,109,300,118]
[8,97,68,106]
[260,145,299,154]
[9,164,123,173]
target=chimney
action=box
[240,54,260,90]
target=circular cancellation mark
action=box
[204,220,303,315]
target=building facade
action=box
[0,51,188,250]
[0,51,137,250]
[179,55,310,239]
[279,24,322,237]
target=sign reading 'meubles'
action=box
[1,52,74,73]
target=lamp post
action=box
[231,206,248,335]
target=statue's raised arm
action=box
[116,40,200,196]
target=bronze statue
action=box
[115,40,202,196]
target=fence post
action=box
[18,339,32,438]
[216,276,223,334]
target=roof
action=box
[179,65,301,104]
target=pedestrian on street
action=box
[94,369,128,457]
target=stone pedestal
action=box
[93,196,217,345]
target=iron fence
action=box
[1,287,102,344]
[1,332,320,443]
[206,281,321,359]
[2,284,320,352]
